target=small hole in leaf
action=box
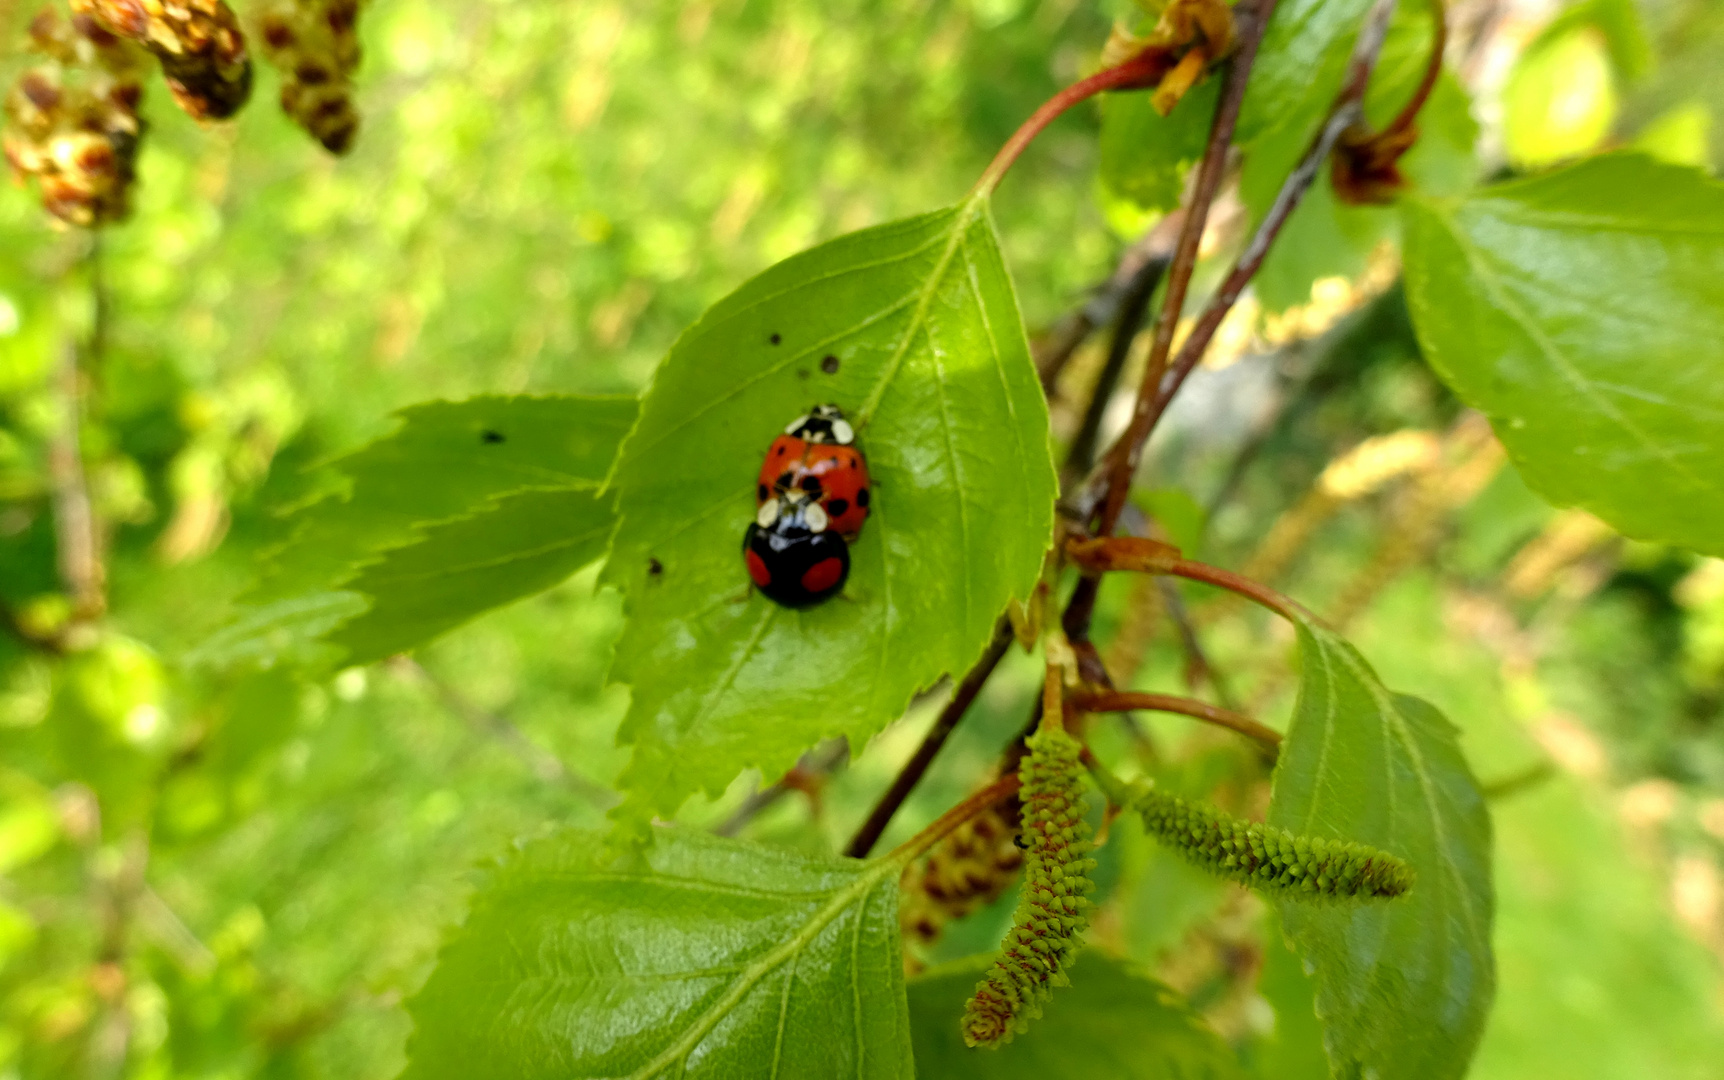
[769,332,782,345]
[648,557,663,577]
[821,354,839,374]
[481,430,505,444]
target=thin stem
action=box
[1077,746,1139,808]
[1035,212,1185,391]
[843,617,1015,858]
[51,241,104,620]
[1383,0,1447,140]
[975,51,1174,196]
[1163,557,1311,623]
[1062,251,1167,482]
[716,738,849,838]
[884,773,1021,865]
[1135,0,1400,461]
[1096,0,1279,537]
[1072,690,1281,751]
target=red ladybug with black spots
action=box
[755,404,871,542]
[744,404,871,608]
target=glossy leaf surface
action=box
[603,200,1055,826]
[1268,620,1494,1080]
[908,953,1246,1079]
[1404,155,1724,556]
[402,828,911,1080]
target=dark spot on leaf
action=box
[826,499,848,518]
[480,430,505,444]
[857,487,870,508]
[821,354,840,374]
[769,332,781,345]
[648,557,664,577]
[798,368,810,379]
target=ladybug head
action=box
[785,403,854,446]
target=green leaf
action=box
[1097,80,1218,214]
[1245,5,1477,311]
[249,395,636,603]
[1237,0,1373,148]
[1268,620,1493,1080]
[1403,154,1724,557]
[908,952,1246,1079]
[1502,28,1618,168]
[182,591,365,670]
[402,827,911,1080]
[603,199,1055,827]
[1252,915,1330,1080]
[328,487,615,665]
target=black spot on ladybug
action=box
[480,430,505,444]
[777,470,795,489]
[821,354,840,374]
[757,483,768,501]
[857,487,871,508]
[648,557,663,577]
[769,332,782,345]
[826,499,848,518]
[799,475,821,493]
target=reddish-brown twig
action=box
[844,617,1015,858]
[1070,689,1281,750]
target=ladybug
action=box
[755,403,871,543]
[743,494,850,608]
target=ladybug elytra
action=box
[755,403,871,543]
[744,404,870,608]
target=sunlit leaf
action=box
[1268,620,1494,1080]
[402,827,911,1080]
[1502,28,1617,168]
[329,488,615,665]
[248,395,636,603]
[1403,154,1724,557]
[603,199,1055,829]
[908,953,1246,1079]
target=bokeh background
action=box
[2,0,1723,1076]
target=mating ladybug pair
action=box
[743,404,872,608]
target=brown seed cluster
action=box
[73,0,253,120]
[3,9,148,227]
[898,799,1023,948]
[255,0,362,154]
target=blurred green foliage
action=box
[1,0,1723,1077]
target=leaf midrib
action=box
[625,855,902,1079]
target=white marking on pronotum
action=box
[785,415,809,435]
[830,419,854,445]
[804,502,829,533]
[756,500,780,528]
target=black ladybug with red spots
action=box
[743,404,871,608]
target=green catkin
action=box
[1133,788,1414,901]
[961,728,1094,1048]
